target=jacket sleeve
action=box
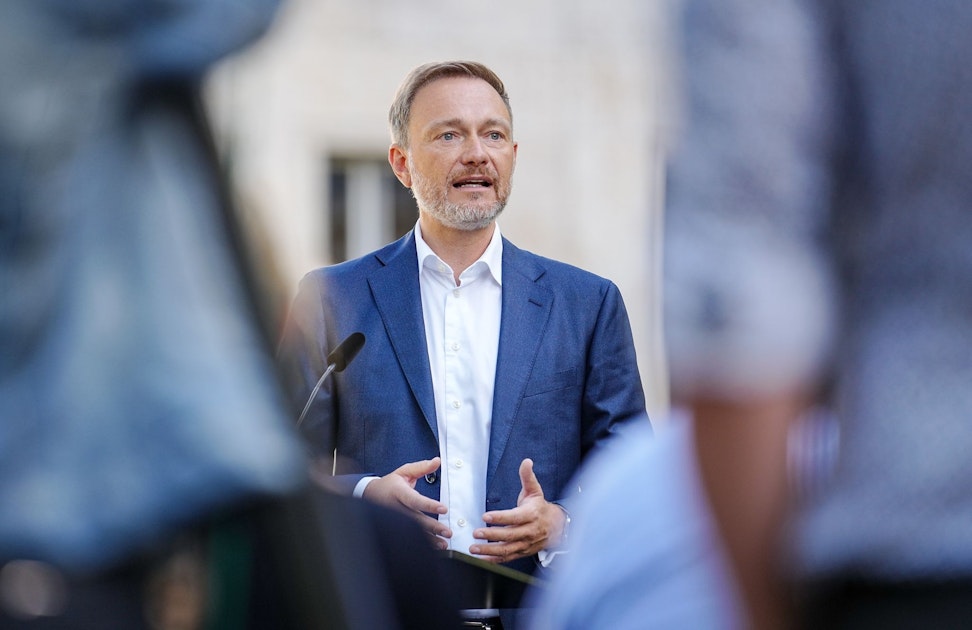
[580,281,650,461]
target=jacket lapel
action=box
[488,239,553,487]
[368,232,438,437]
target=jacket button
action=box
[425,472,437,484]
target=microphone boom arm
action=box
[296,364,336,427]
[294,332,365,428]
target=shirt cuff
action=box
[537,503,572,567]
[538,548,568,567]
[353,476,380,498]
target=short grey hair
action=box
[388,61,512,148]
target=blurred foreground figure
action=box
[524,414,744,630]
[0,0,308,626]
[663,1,972,628]
[0,0,305,566]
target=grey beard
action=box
[410,173,509,231]
[416,195,505,231]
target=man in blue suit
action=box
[279,61,647,577]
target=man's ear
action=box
[388,144,412,188]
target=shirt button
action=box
[457,518,467,527]
[452,400,461,409]
[453,289,461,297]
[451,342,460,351]
[455,459,464,468]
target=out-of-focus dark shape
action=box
[662,1,972,628]
[0,0,303,574]
[523,417,744,630]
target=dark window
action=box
[328,157,418,263]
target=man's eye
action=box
[442,132,455,141]
[489,132,502,141]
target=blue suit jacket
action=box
[279,231,648,571]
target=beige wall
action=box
[205,0,675,418]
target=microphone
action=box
[296,332,365,427]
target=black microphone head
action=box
[327,332,365,372]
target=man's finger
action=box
[398,491,448,517]
[481,506,527,527]
[414,511,453,540]
[517,458,544,501]
[363,463,447,516]
[469,540,527,563]
[427,532,449,551]
[473,523,520,543]
[396,456,441,481]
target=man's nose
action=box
[461,137,488,165]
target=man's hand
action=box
[469,458,567,563]
[362,457,453,549]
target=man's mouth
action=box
[452,176,493,189]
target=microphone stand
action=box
[295,331,365,428]
[295,332,366,476]
[296,363,337,428]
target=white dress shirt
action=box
[353,222,564,569]
[415,220,503,556]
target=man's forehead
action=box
[410,76,511,125]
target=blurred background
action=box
[203,0,677,420]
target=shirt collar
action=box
[414,220,503,286]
